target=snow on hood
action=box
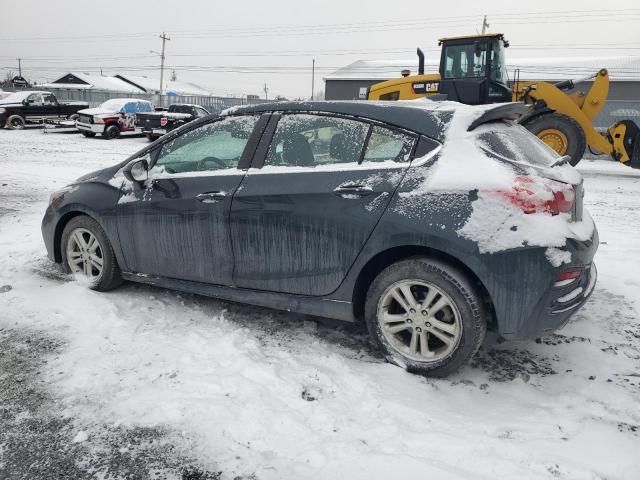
[77,107,123,116]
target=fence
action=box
[4,87,273,113]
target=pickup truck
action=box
[0,91,88,130]
[136,103,210,141]
[76,98,154,139]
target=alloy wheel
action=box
[66,227,104,279]
[377,279,462,362]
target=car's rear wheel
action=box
[365,257,486,377]
[103,125,120,140]
[61,216,123,291]
[6,115,26,130]
[81,131,96,138]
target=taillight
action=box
[496,176,575,215]
[554,268,582,287]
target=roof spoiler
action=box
[466,103,530,131]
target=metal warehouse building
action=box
[324,55,640,127]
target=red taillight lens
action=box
[556,269,582,282]
[497,176,575,215]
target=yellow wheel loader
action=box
[367,34,640,168]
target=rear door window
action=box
[265,114,369,167]
[475,122,559,167]
[363,126,415,163]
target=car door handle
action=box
[333,184,374,198]
[196,191,227,203]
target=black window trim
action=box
[248,110,424,170]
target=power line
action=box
[2,8,640,42]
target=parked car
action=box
[76,98,153,139]
[41,100,598,376]
[0,91,88,130]
[136,103,210,141]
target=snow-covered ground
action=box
[0,128,639,480]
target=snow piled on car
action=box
[402,99,595,256]
[1,130,639,480]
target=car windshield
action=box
[0,91,33,104]
[475,122,559,167]
[98,99,131,112]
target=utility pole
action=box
[311,59,315,100]
[16,58,22,76]
[158,32,171,96]
[263,83,269,100]
[481,15,489,34]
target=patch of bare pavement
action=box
[0,326,226,479]
[0,200,224,480]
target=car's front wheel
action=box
[365,257,486,377]
[6,115,26,130]
[103,125,120,140]
[61,215,123,291]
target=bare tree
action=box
[0,71,15,89]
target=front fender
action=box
[42,181,125,268]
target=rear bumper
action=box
[499,226,599,340]
[501,263,597,340]
[141,126,166,136]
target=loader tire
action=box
[631,132,640,169]
[522,113,586,166]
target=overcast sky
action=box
[1,0,639,98]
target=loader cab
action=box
[438,34,512,105]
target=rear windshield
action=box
[170,105,192,113]
[475,122,559,167]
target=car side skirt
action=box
[121,272,355,322]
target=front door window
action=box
[154,116,259,175]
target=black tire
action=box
[631,132,640,170]
[145,133,155,142]
[6,114,26,130]
[60,215,123,291]
[103,125,120,140]
[364,257,487,377]
[522,113,586,166]
[81,131,96,138]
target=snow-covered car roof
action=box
[0,91,52,104]
[225,99,525,142]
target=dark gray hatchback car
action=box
[42,100,598,376]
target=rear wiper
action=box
[551,155,571,168]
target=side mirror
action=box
[123,158,149,183]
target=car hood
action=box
[74,164,124,185]
[78,107,121,116]
[0,102,22,107]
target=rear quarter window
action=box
[475,122,559,167]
